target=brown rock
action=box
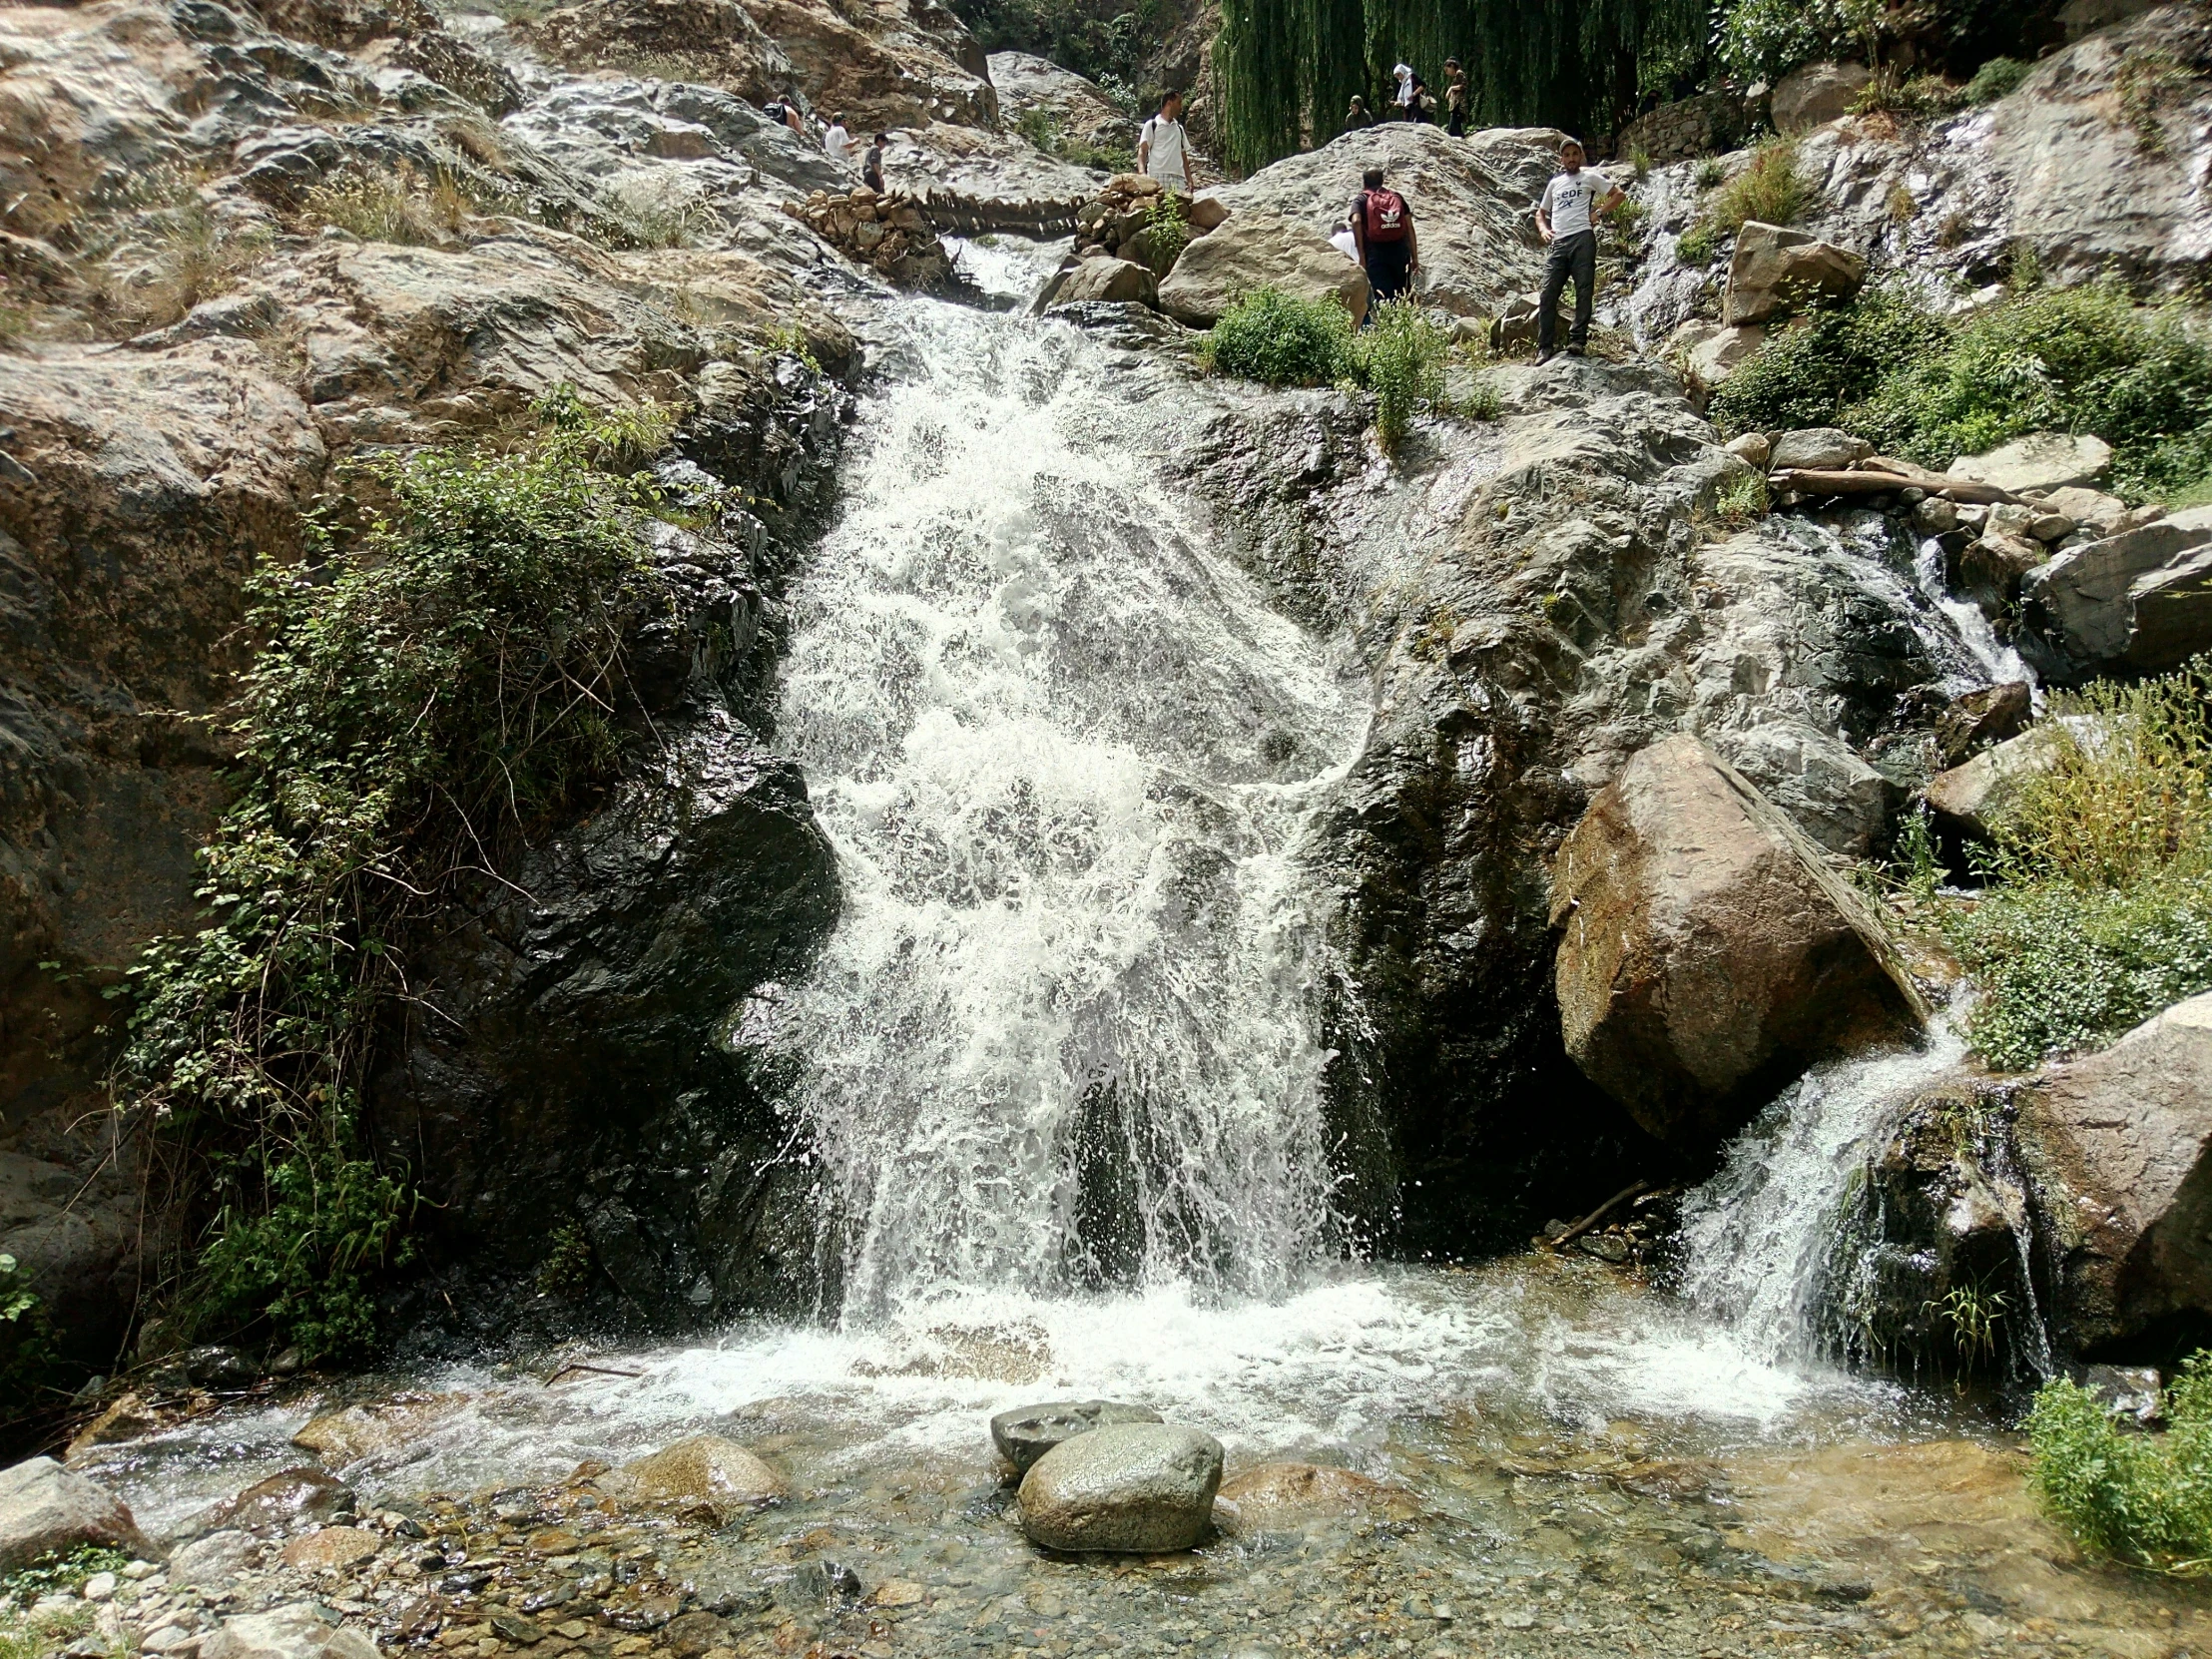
[1186,196,1229,233]
[1925,718,2086,838]
[1724,223,1865,325]
[2017,993,2212,1351]
[1156,210,1369,328]
[66,1392,166,1460]
[203,1467,357,1532]
[1213,1463,1404,1527]
[292,1394,469,1466]
[1053,257,1157,306]
[607,1435,788,1522]
[0,1458,157,1575]
[280,1526,381,1571]
[1771,60,1872,135]
[1933,681,2032,768]
[661,1611,728,1657]
[1549,736,1927,1147]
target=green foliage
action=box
[1353,296,1449,451]
[1140,192,1191,275]
[951,0,1152,107]
[1200,286,1355,386]
[1961,55,2030,104]
[1713,0,1858,84]
[1212,0,1707,174]
[1693,157,1726,191]
[123,389,675,1362]
[534,1223,596,1299]
[1942,661,2212,1069]
[2,1549,133,1605]
[2028,1352,2212,1573]
[1675,219,1721,268]
[1707,281,1950,434]
[0,1254,59,1441]
[1012,107,1136,175]
[1701,467,1770,531]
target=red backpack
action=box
[1362,188,1407,243]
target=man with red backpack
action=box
[1349,165,1418,315]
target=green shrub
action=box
[1140,193,1190,275]
[1200,286,1354,386]
[1942,660,2212,1069]
[1712,281,2212,499]
[1962,56,2031,105]
[1707,281,1950,435]
[2028,1351,2212,1572]
[1674,139,1806,271]
[123,390,676,1362]
[1693,158,1726,192]
[1715,0,1856,85]
[1352,296,1449,451]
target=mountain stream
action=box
[72,253,2208,1659]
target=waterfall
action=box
[748,294,1368,1324]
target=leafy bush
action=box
[1711,281,2212,499]
[1140,193,1190,275]
[1674,139,1806,270]
[1200,286,1354,386]
[1715,0,1858,84]
[0,1253,59,1443]
[1012,106,1134,175]
[1942,661,2212,1069]
[1707,281,1950,433]
[1962,56,2030,105]
[124,391,676,1361]
[2028,1351,2212,1572]
[1353,297,1449,451]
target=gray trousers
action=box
[1538,230,1597,352]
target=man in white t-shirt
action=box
[1533,137,1623,363]
[1137,91,1196,195]
[824,113,851,164]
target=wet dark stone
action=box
[989,1399,1165,1475]
[201,1467,355,1533]
[787,1561,862,1608]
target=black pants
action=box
[1446,107,1465,136]
[1538,230,1596,353]
[1363,241,1410,311]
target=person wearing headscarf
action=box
[1392,64,1416,121]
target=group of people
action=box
[762,95,891,192]
[1345,58,1470,137]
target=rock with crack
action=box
[2019,507,2212,682]
[1156,210,1369,327]
[987,50,1127,154]
[1054,256,1157,306]
[1771,61,1872,135]
[2016,992,2212,1354]
[1723,223,1865,325]
[1549,736,1928,1148]
[1017,1423,1224,1553]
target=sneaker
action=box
[1535,349,1558,365]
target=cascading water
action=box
[746,285,1369,1323]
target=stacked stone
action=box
[1072,173,1168,263]
[781,187,949,286]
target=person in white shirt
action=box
[1392,63,1416,120]
[823,113,851,164]
[1532,136,1623,362]
[1137,91,1196,195]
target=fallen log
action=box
[1769,468,2020,505]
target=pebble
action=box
[82,1572,119,1602]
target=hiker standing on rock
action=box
[1138,91,1197,195]
[1443,58,1468,136]
[1391,63,1418,120]
[1345,94,1375,131]
[1351,164,1418,312]
[863,132,888,194]
[824,112,851,163]
[1534,136,1621,363]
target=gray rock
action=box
[0,1457,157,1574]
[1946,432,2112,494]
[169,1530,260,1589]
[1925,718,2091,839]
[989,1400,1163,1475]
[1723,430,1771,469]
[1054,257,1157,306]
[2017,992,2212,1352]
[199,1605,378,1659]
[1017,1422,1224,1553]
[2020,507,2212,682]
[1771,61,1872,135]
[1769,427,1872,471]
[1156,210,1369,328]
[1709,719,1899,857]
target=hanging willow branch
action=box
[1213,0,1709,174]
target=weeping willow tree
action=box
[1213,0,1709,173]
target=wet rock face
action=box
[989,1400,1163,1475]
[1548,736,1926,1149]
[1016,1422,1224,1553]
[2016,992,2212,1359]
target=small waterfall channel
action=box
[749,270,1369,1322]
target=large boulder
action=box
[200,1605,378,1659]
[989,1400,1163,1476]
[1054,257,1157,306]
[1946,432,2112,495]
[986,51,1126,153]
[1016,1423,1224,1553]
[1723,223,1865,325]
[1156,210,1369,328]
[1768,426,1872,472]
[1199,122,1564,319]
[1925,717,2095,839]
[0,1457,156,1573]
[1548,736,1927,1147]
[2019,507,2212,682]
[1771,61,1872,135]
[1708,720,1898,858]
[2015,993,2212,1354]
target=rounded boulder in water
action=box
[989,1399,1163,1475]
[1017,1422,1223,1553]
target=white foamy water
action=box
[747,294,1368,1319]
[1676,1026,1968,1363]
